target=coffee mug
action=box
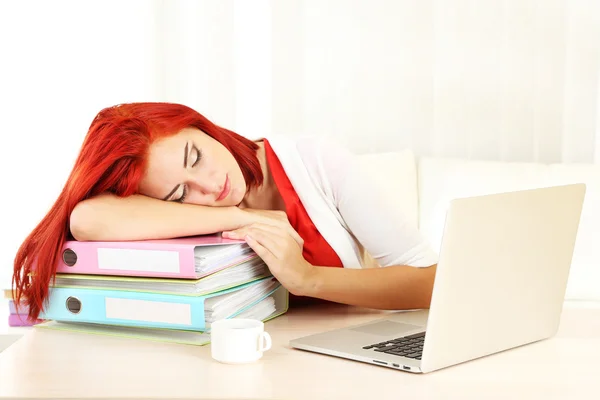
[210,319,272,364]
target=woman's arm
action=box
[302,263,437,310]
[70,193,247,241]
[225,224,437,310]
[295,139,440,309]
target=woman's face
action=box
[138,127,247,206]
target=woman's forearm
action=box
[301,264,437,310]
[70,193,248,241]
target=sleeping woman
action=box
[13,102,438,321]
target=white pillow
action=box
[356,149,419,229]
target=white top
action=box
[266,135,439,269]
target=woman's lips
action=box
[216,175,230,201]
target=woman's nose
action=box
[191,180,219,196]
[188,170,220,195]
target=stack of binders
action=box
[4,296,44,327]
[35,234,288,345]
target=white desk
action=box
[0,302,599,399]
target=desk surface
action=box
[1,303,599,400]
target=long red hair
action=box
[12,102,263,320]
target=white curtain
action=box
[269,0,600,163]
[0,0,599,289]
[151,0,600,163]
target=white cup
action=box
[210,319,272,364]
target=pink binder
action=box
[54,234,253,279]
[8,314,43,327]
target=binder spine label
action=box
[97,248,181,273]
[105,297,192,325]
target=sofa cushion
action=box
[417,157,600,301]
[417,157,549,250]
[356,149,419,229]
[545,164,600,301]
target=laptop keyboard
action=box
[362,331,425,360]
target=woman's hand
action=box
[238,208,304,247]
[222,223,315,296]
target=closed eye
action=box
[175,185,188,203]
[191,146,202,167]
[165,141,197,202]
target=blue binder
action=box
[40,276,279,331]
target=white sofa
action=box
[358,150,600,303]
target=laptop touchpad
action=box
[351,320,421,336]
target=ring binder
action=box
[54,235,254,279]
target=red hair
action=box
[12,102,262,320]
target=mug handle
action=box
[258,331,272,352]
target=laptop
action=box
[290,184,586,373]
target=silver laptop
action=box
[290,184,586,373]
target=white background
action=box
[0,0,598,296]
